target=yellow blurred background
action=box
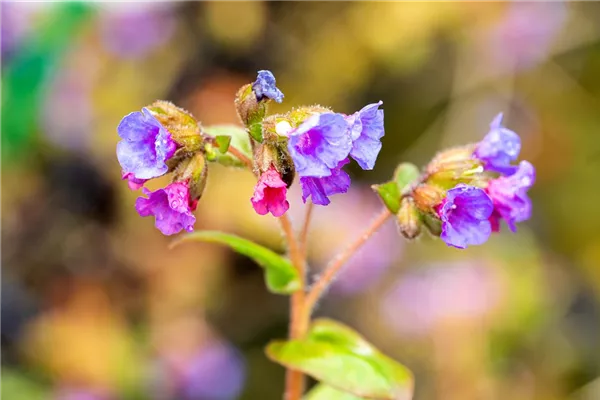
[2,2,600,399]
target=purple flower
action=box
[252,70,284,103]
[288,113,352,178]
[300,159,351,206]
[346,101,385,170]
[438,184,494,249]
[135,181,196,235]
[473,113,521,175]
[486,160,535,232]
[180,342,246,400]
[117,107,177,181]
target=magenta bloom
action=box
[473,113,521,176]
[438,184,494,249]
[300,159,351,206]
[135,181,196,235]
[251,166,290,217]
[487,160,535,232]
[288,113,352,178]
[122,172,147,190]
[252,70,284,103]
[347,101,385,170]
[117,108,177,181]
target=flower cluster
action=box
[388,113,535,249]
[116,102,206,235]
[116,71,385,234]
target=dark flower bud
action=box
[397,197,421,239]
[235,71,285,142]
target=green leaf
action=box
[215,135,232,154]
[394,163,420,193]
[203,125,253,167]
[305,384,365,400]
[372,181,401,214]
[266,319,414,400]
[171,231,300,294]
[1,3,94,164]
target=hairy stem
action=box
[305,208,392,313]
[299,202,314,257]
[278,214,308,400]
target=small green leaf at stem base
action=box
[203,125,253,167]
[266,319,414,400]
[372,182,401,214]
[215,135,232,154]
[170,231,301,294]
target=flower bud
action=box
[412,184,446,213]
[172,152,208,208]
[234,83,266,134]
[253,142,295,188]
[146,100,203,157]
[397,197,421,239]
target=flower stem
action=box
[278,214,308,400]
[299,202,314,257]
[304,208,392,313]
[204,136,254,170]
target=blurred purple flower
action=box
[117,108,177,182]
[382,261,502,337]
[346,101,385,170]
[484,2,567,71]
[487,160,535,232]
[438,184,493,249]
[288,113,352,178]
[0,2,48,60]
[252,70,284,103]
[42,67,95,153]
[251,166,290,217]
[135,181,196,235]
[153,340,246,400]
[300,159,351,206]
[473,113,521,176]
[99,3,175,59]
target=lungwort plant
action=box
[116,70,535,400]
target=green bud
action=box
[422,213,442,237]
[396,197,421,239]
[234,84,266,141]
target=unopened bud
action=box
[412,184,446,212]
[146,101,203,155]
[172,152,208,209]
[234,83,266,135]
[254,142,295,188]
[397,197,421,239]
[422,213,442,237]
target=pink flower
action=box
[251,166,290,217]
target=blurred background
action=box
[2,2,600,399]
